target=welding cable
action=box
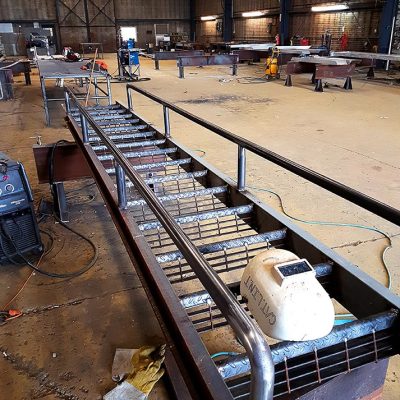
[0,60,22,71]
[1,230,54,310]
[1,252,43,310]
[236,76,270,84]
[15,214,98,279]
[211,351,239,359]
[246,185,393,292]
[191,149,206,157]
[223,176,393,320]
[187,148,393,292]
[0,219,93,310]
[0,213,98,279]
[34,140,98,278]
[48,139,74,189]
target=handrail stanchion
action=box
[80,113,89,143]
[64,90,71,114]
[237,146,246,191]
[115,163,127,209]
[127,86,133,111]
[106,75,112,105]
[163,105,171,138]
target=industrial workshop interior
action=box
[1,0,400,399]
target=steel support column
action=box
[378,0,399,54]
[190,0,196,42]
[223,0,234,42]
[83,0,91,43]
[279,0,291,45]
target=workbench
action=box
[330,51,400,78]
[285,56,357,92]
[0,59,31,85]
[36,59,111,126]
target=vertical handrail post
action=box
[237,145,246,191]
[64,90,71,114]
[127,87,133,111]
[80,113,89,143]
[106,75,112,105]
[115,163,127,209]
[94,77,99,105]
[163,105,171,138]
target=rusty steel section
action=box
[154,50,205,70]
[285,58,356,92]
[64,84,400,400]
[177,54,239,78]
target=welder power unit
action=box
[0,152,42,263]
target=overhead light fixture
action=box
[242,11,265,18]
[311,4,349,12]
[201,15,217,21]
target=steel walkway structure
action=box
[64,84,400,400]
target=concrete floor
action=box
[0,55,399,399]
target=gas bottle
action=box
[265,56,278,78]
[240,249,334,341]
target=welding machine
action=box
[0,152,42,263]
[117,38,141,81]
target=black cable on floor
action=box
[0,214,98,279]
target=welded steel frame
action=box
[177,55,239,78]
[64,84,400,400]
[285,61,356,91]
[153,50,204,70]
[37,61,112,126]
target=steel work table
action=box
[285,56,357,92]
[0,60,31,85]
[36,59,111,125]
[330,51,400,78]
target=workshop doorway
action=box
[120,27,137,42]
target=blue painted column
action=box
[223,0,234,42]
[378,0,399,53]
[279,0,291,45]
[190,0,196,42]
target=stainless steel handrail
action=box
[64,87,275,400]
[126,84,400,227]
